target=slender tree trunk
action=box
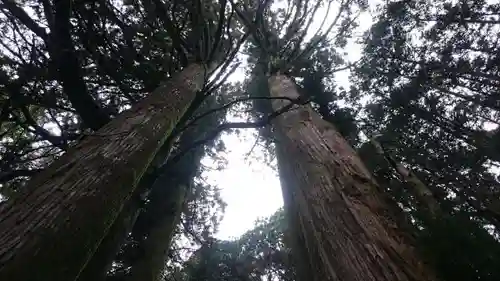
[0,63,206,281]
[268,74,438,281]
[124,109,216,281]
[125,175,187,281]
[49,0,111,130]
[369,138,441,218]
[76,168,163,281]
[76,195,142,281]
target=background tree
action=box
[349,1,500,280]
[168,208,294,281]
[353,0,500,230]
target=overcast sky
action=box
[203,128,283,240]
[210,1,378,240]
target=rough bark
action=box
[76,140,178,281]
[0,63,206,281]
[268,74,438,281]
[78,101,204,281]
[76,196,142,281]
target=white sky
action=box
[211,1,379,240]
[203,129,283,239]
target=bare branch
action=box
[0,169,43,183]
[1,0,49,41]
[167,96,310,165]
[179,96,301,133]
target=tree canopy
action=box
[1,0,500,280]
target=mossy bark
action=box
[0,64,206,281]
[268,74,438,281]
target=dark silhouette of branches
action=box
[168,95,310,165]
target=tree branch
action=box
[12,107,68,151]
[49,0,111,130]
[179,96,302,133]
[0,169,42,183]
[1,0,49,41]
[167,96,310,165]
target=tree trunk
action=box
[76,136,179,281]
[124,107,217,281]
[369,138,441,218]
[0,63,206,281]
[49,0,112,130]
[76,196,142,281]
[75,169,161,281]
[125,176,187,281]
[268,74,438,281]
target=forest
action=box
[0,0,499,280]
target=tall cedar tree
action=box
[0,63,206,281]
[299,68,500,281]
[268,74,438,281]
[1,1,240,280]
[227,0,438,279]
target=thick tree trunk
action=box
[76,139,178,281]
[0,63,206,281]
[268,74,438,281]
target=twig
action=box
[244,130,261,161]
